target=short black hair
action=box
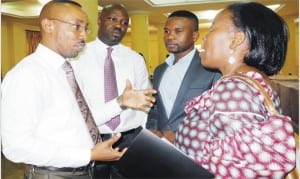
[227,2,289,75]
[168,10,199,31]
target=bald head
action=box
[98,4,129,46]
[39,0,88,58]
[39,0,82,25]
[100,4,128,18]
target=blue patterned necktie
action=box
[62,61,101,144]
[104,47,121,130]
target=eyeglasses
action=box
[50,18,91,34]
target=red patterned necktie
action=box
[104,47,121,130]
[62,61,101,144]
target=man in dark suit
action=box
[146,10,221,143]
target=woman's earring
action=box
[228,50,236,64]
[228,56,236,64]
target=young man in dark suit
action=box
[147,10,221,143]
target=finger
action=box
[107,133,122,145]
[145,107,150,113]
[143,101,154,108]
[119,147,128,156]
[125,79,132,90]
[146,96,156,103]
[144,89,157,96]
[141,105,150,113]
[111,148,127,161]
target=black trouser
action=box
[93,126,142,179]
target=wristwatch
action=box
[116,96,127,110]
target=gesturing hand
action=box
[91,133,127,161]
[121,80,157,112]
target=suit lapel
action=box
[153,63,167,90]
[153,63,169,119]
[169,51,199,119]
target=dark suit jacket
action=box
[146,51,221,131]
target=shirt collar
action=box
[166,48,196,66]
[95,37,120,51]
[35,44,68,70]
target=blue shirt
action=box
[159,49,195,117]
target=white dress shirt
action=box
[159,49,195,117]
[1,44,93,168]
[72,38,151,133]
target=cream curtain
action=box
[26,30,41,54]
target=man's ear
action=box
[230,31,246,49]
[192,31,200,42]
[97,13,102,26]
[41,18,54,33]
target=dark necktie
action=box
[104,47,121,130]
[62,61,101,144]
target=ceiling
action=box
[98,0,299,26]
[1,0,299,28]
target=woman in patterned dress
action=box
[174,2,296,178]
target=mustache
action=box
[165,43,177,47]
[112,27,123,33]
[77,40,86,46]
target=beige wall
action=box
[281,15,299,76]
[123,31,160,74]
[1,16,40,77]
[1,14,299,77]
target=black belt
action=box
[31,163,92,173]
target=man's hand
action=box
[121,80,157,112]
[91,133,127,161]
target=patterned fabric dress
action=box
[174,71,296,179]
